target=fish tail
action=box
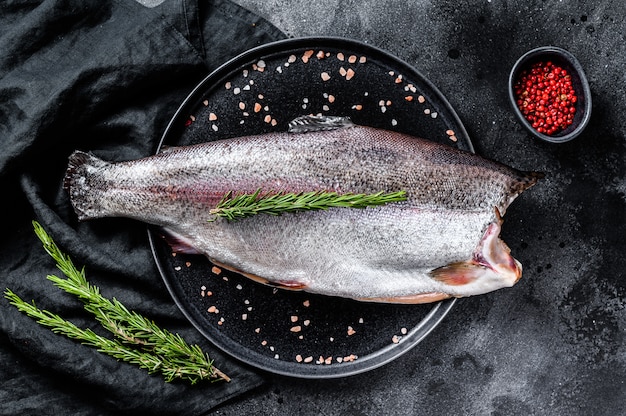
[63,151,109,221]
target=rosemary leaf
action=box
[210,189,407,222]
[4,221,229,384]
[4,288,180,381]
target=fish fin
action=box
[63,151,107,191]
[358,292,452,304]
[429,261,487,286]
[159,228,204,255]
[209,259,308,291]
[288,115,354,133]
[511,171,544,195]
[64,151,110,221]
[157,145,177,154]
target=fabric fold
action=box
[0,0,285,414]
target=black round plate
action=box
[149,37,472,378]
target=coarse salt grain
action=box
[274,354,279,359]
[321,72,331,81]
[290,326,302,333]
[339,67,347,77]
[303,319,310,326]
[239,102,246,110]
[352,104,363,110]
[211,265,221,274]
[276,66,283,74]
[225,82,231,89]
[424,108,431,115]
[323,105,330,111]
[185,261,191,267]
[203,100,209,106]
[401,327,408,335]
[296,355,303,363]
[254,103,262,113]
[291,315,298,322]
[174,266,181,271]
[348,55,357,63]
[392,119,398,126]
[328,95,335,103]
[347,326,356,336]
[316,50,325,59]
[446,129,455,136]
[304,356,313,363]
[302,50,314,63]
[264,115,272,123]
[418,95,425,103]
[303,300,310,307]
[337,52,345,61]
[211,124,218,132]
[255,328,261,333]
[392,335,401,344]
[261,340,267,346]
[242,314,247,320]
[233,87,241,95]
[325,356,333,365]
[431,112,438,119]
[405,95,414,102]
[288,54,297,63]
[345,68,355,80]
[359,56,367,63]
[236,284,243,290]
[209,113,217,121]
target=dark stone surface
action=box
[213,0,626,414]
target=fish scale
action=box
[64,115,542,303]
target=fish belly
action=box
[172,205,496,300]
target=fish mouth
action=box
[474,209,523,286]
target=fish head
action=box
[430,210,523,297]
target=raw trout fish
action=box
[64,116,541,304]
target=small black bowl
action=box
[508,46,592,143]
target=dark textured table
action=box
[212,1,625,414]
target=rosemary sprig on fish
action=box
[209,189,408,222]
[64,115,542,304]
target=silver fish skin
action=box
[64,116,542,303]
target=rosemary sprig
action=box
[4,221,229,384]
[210,189,407,222]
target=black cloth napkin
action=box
[0,0,285,414]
